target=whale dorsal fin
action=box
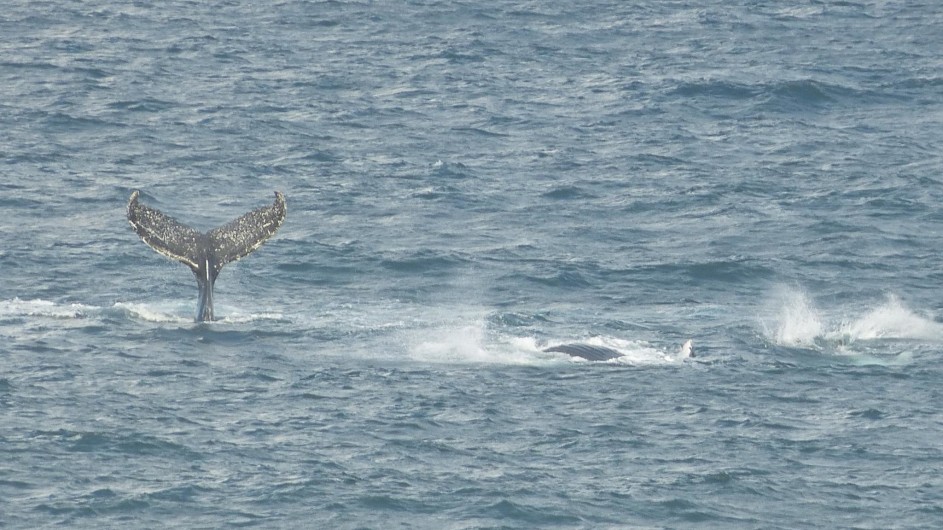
[208,191,287,267]
[127,190,202,270]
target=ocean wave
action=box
[672,77,882,112]
[379,249,472,274]
[671,79,758,100]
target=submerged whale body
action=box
[543,343,624,361]
[545,340,695,362]
[127,190,287,322]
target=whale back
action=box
[544,343,624,361]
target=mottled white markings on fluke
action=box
[127,190,287,322]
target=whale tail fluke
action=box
[127,190,202,270]
[127,190,287,322]
[209,191,287,267]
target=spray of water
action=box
[762,286,823,347]
[762,286,943,354]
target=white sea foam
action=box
[113,302,192,323]
[0,298,276,325]
[407,322,543,365]
[0,298,96,319]
[216,311,288,324]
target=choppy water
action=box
[3,1,943,527]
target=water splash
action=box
[837,295,943,341]
[762,286,942,358]
[761,286,823,347]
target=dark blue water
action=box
[3,1,943,527]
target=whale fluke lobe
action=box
[209,192,287,267]
[127,190,202,269]
[127,190,287,322]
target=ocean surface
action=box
[2,1,943,527]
